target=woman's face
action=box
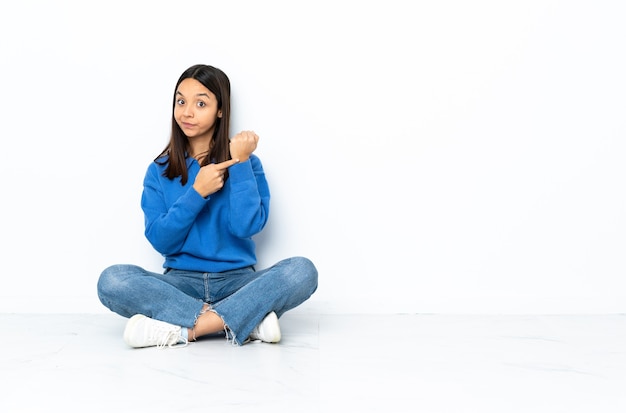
[174,78,222,140]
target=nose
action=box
[182,105,194,118]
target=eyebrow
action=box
[176,91,211,99]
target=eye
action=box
[197,101,206,108]
[176,98,185,105]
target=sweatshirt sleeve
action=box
[227,154,270,238]
[141,162,208,254]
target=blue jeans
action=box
[97,256,318,345]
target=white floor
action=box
[2,313,626,413]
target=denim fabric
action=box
[97,256,318,345]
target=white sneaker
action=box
[123,314,188,349]
[249,311,281,343]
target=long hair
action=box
[155,64,232,185]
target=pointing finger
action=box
[214,158,240,170]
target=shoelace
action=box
[151,327,188,349]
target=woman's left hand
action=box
[229,130,259,162]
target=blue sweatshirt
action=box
[141,154,270,273]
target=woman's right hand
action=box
[192,159,239,197]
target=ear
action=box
[218,110,223,118]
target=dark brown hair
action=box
[156,64,232,185]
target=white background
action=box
[1,0,624,314]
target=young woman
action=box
[97,64,318,348]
